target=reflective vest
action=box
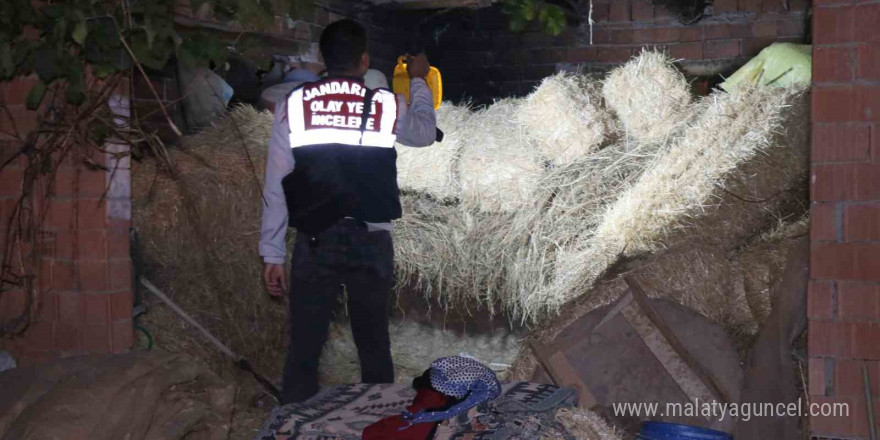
[281,77,401,235]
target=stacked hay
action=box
[517,73,615,165]
[458,98,544,212]
[133,106,286,379]
[395,103,471,200]
[602,50,692,144]
[538,85,809,319]
[555,407,623,440]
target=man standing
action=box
[259,19,437,404]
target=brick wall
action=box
[808,0,880,437]
[0,78,133,366]
[420,0,810,104]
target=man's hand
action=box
[406,53,430,79]
[264,263,287,297]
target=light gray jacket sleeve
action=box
[395,78,437,147]
[259,100,294,264]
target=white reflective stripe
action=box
[287,85,399,149]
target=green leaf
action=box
[508,15,528,32]
[26,81,45,110]
[144,17,156,49]
[41,4,64,18]
[72,20,88,45]
[539,5,566,36]
[94,63,116,78]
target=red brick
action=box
[0,289,27,320]
[678,26,702,42]
[845,205,880,241]
[111,319,133,352]
[838,281,880,321]
[567,47,598,63]
[669,42,703,60]
[809,280,835,319]
[35,290,57,323]
[761,0,784,12]
[57,291,82,325]
[110,290,133,321]
[76,199,106,229]
[597,47,633,62]
[55,322,81,352]
[812,123,870,162]
[875,123,880,161]
[78,170,106,198]
[714,0,739,14]
[0,75,39,106]
[851,322,880,358]
[107,228,130,259]
[728,23,753,39]
[51,169,76,197]
[813,0,853,4]
[739,0,762,12]
[108,259,132,291]
[654,5,674,20]
[609,0,630,22]
[812,242,880,281]
[653,27,680,43]
[702,23,730,40]
[0,106,38,138]
[858,44,880,80]
[81,323,110,353]
[855,3,880,43]
[84,293,109,325]
[591,3,611,22]
[631,0,653,21]
[75,229,108,261]
[741,37,776,57]
[610,30,634,44]
[813,6,855,44]
[632,28,654,43]
[808,320,852,357]
[861,85,880,122]
[77,260,108,291]
[45,200,72,230]
[812,163,880,201]
[751,20,778,37]
[703,40,740,59]
[811,86,861,123]
[22,321,55,351]
[809,357,827,396]
[0,167,23,196]
[834,359,880,396]
[811,396,859,437]
[811,202,838,242]
[778,18,806,37]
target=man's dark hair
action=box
[320,19,368,73]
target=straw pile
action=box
[395,103,471,200]
[554,407,623,440]
[539,85,810,317]
[133,106,285,379]
[457,98,545,212]
[602,50,692,144]
[517,73,615,165]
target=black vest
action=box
[281,77,401,235]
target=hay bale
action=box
[133,106,286,379]
[539,85,809,318]
[395,103,471,200]
[320,318,521,385]
[602,50,691,144]
[393,194,513,313]
[517,73,615,165]
[458,98,544,212]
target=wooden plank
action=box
[624,276,731,404]
[529,341,599,409]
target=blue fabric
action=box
[283,68,319,84]
[400,356,501,429]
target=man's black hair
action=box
[320,19,368,73]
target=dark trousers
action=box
[282,219,395,404]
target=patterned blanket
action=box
[255,382,577,440]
